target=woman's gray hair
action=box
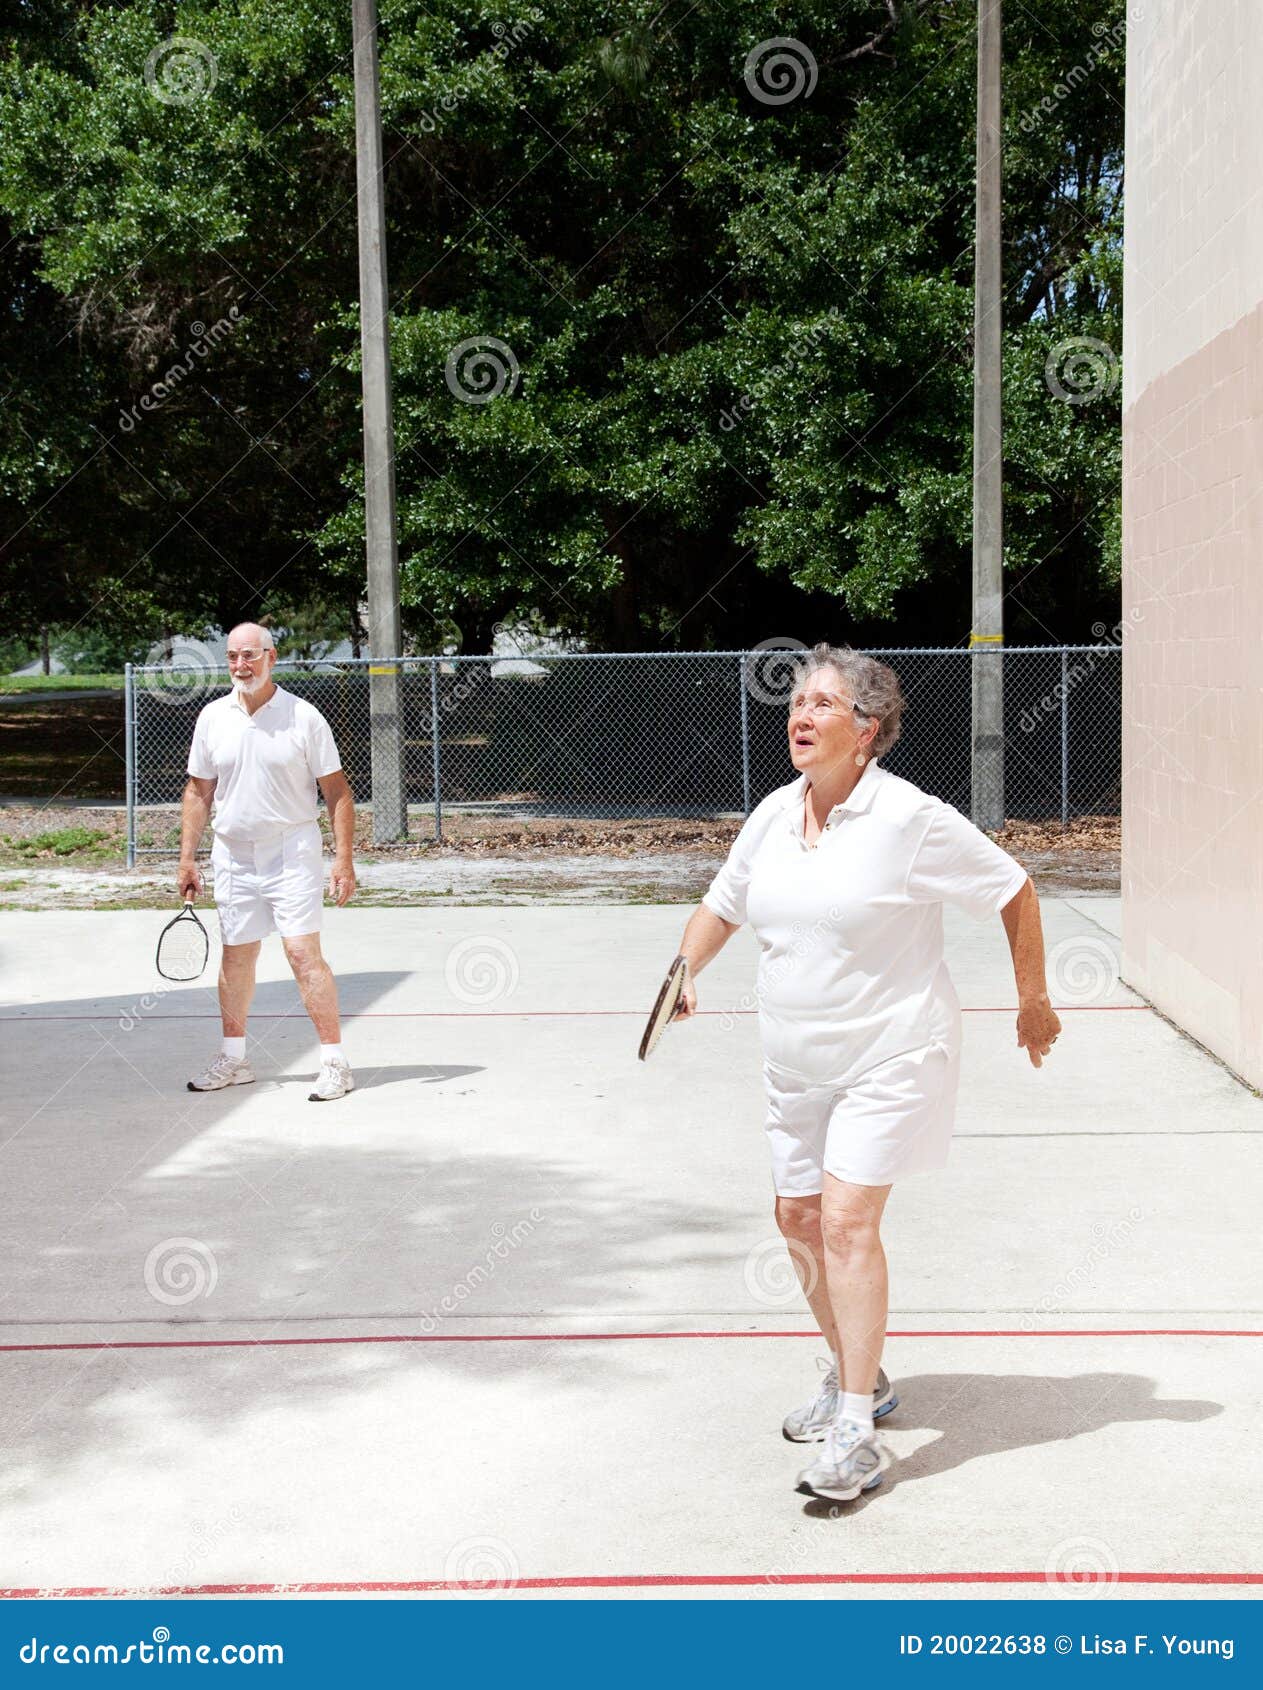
[790,642,905,759]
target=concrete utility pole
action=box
[352,0,406,842]
[971,0,1005,830]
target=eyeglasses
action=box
[227,647,270,662]
[789,695,860,718]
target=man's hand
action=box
[177,860,204,902]
[329,859,357,906]
[674,975,698,1021]
[1016,993,1061,1067]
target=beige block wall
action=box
[1122,2,1263,1085]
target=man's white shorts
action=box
[763,1043,960,1194]
[210,822,325,946]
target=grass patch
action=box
[0,673,125,694]
[3,826,112,857]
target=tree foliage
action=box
[0,0,1124,651]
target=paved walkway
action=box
[0,900,1259,1598]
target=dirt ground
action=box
[0,693,125,799]
[0,689,1120,902]
[0,804,1120,908]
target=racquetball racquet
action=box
[638,954,690,1060]
[156,898,210,982]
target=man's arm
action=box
[1000,877,1061,1067]
[177,777,216,900]
[318,770,356,906]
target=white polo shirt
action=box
[187,685,342,845]
[702,760,1028,1087]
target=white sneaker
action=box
[782,1358,898,1442]
[796,1419,892,1501]
[309,1057,354,1102]
[187,1053,255,1092]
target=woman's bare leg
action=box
[818,1174,893,1395]
[774,1194,838,1353]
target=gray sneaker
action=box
[187,1053,255,1092]
[782,1358,898,1442]
[796,1418,892,1501]
[309,1057,354,1102]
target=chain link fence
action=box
[125,645,1121,862]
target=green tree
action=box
[0,0,1124,652]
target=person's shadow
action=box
[802,1371,1223,1515]
[267,1063,483,1093]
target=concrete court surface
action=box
[0,897,1260,1602]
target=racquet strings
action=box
[156,904,209,981]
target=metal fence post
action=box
[124,662,136,868]
[1060,647,1069,830]
[739,651,751,814]
[430,658,442,843]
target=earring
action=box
[855,752,867,766]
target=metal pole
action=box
[124,662,136,868]
[739,652,752,814]
[430,658,443,843]
[970,0,1005,830]
[353,0,406,843]
[1060,648,1069,830]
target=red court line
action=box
[0,1006,1149,1022]
[2,1571,1259,1598]
[1,1327,1256,1355]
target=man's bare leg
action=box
[281,932,340,1044]
[220,941,261,1037]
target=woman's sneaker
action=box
[782,1358,898,1442]
[796,1418,892,1501]
[187,1054,255,1092]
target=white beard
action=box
[232,670,269,695]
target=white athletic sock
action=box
[320,1043,344,1063]
[839,1391,875,1434]
[222,1036,246,1060]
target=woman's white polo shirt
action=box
[702,759,1028,1090]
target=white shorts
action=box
[763,1043,960,1195]
[210,822,325,946]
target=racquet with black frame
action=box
[638,954,690,1060]
[156,898,210,982]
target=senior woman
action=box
[672,643,1060,1503]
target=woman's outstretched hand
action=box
[1017,993,1062,1066]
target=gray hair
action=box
[791,642,905,758]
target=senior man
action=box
[177,622,358,1101]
